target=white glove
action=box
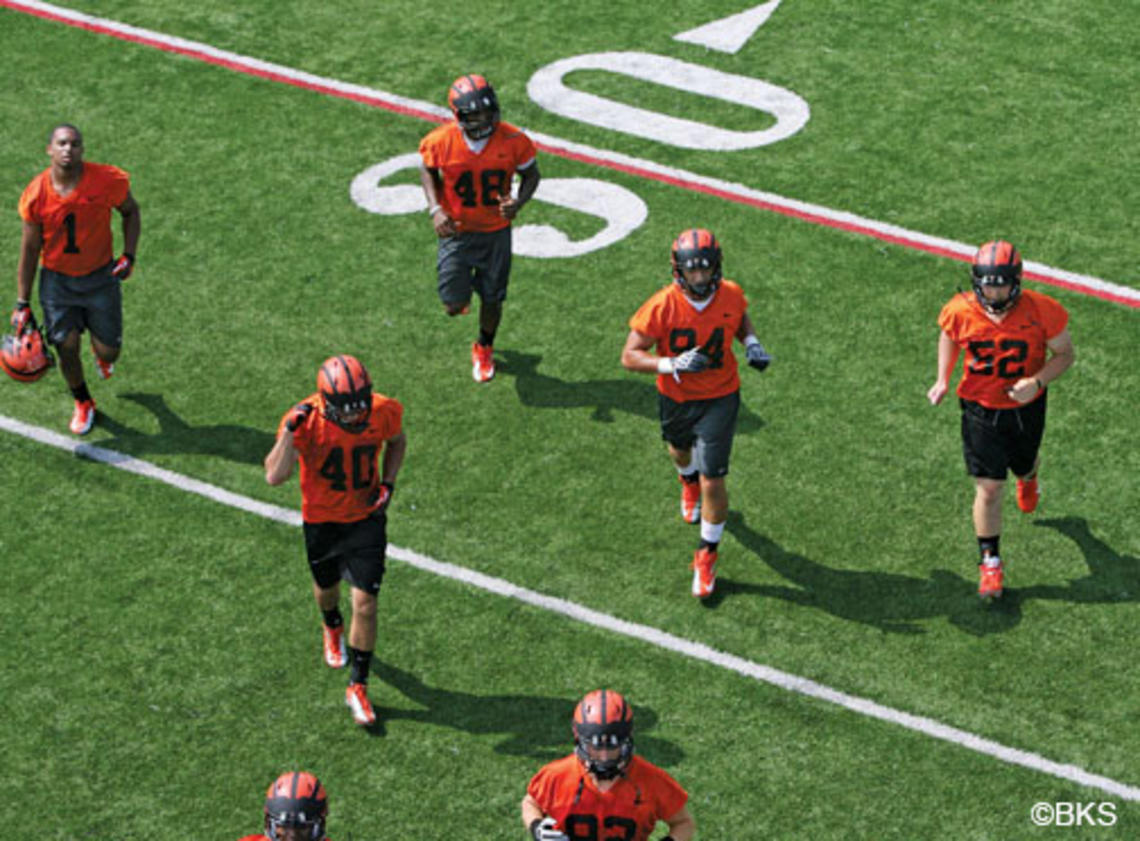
[532,816,569,841]
[671,348,710,373]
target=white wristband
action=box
[427,204,441,216]
[656,357,675,375]
[744,334,760,348]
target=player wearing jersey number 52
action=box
[522,689,696,841]
[622,229,772,599]
[927,240,1074,601]
[418,74,541,383]
[12,124,140,435]
[265,355,407,727]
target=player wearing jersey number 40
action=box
[9,124,140,435]
[621,229,772,599]
[418,74,541,383]
[927,240,1075,600]
[265,355,407,726]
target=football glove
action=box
[284,402,314,432]
[111,252,135,281]
[370,481,395,512]
[531,817,569,841]
[746,341,772,372]
[673,348,710,373]
[10,301,32,333]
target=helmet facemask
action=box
[574,721,634,780]
[971,241,1022,314]
[449,76,501,141]
[671,229,723,301]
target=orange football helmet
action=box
[1,323,55,383]
[971,239,1023,313]
[448,74,500,140]
[317,355,372,432]
[572,688,634,780]
[671,228,723,300]
[264,771,328,841]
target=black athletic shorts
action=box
[658,390,740,478]
[302,511,387,595]
[39,262,122,348]
[436,226,512,306]
[960,392,1047,480]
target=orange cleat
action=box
[471,342,495,383]
[1016,475,1040,514]
[978,559,1004,600]
[345,682,376,726]
[679,474,701,524]
[322,624,346,669]
[69,399,96,435]
[92,351,114,381]
[690,547,718,599]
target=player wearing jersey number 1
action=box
[622,229,772,599]
[927,240,1074,600]
[10,124,140,434]
[265,355,407,726]
[418,74,541,383]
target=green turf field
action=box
[1,2,1137,838]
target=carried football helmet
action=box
[317,355,372,433]
[448,74,501,140]
[1,322,55,383]
[671,228,723,300]
[572,688,634,780]
[971,239,1022,313]
[264,771,328,841]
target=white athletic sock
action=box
[700,519,725,544]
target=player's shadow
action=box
[719,511,1024,636]
[1020,517,1140,605]
[92,392,274,465]
[496,350,764,432]
[370,660,685,765]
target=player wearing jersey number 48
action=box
[11,124,140,434]
[522,689,696,841]
[265,355,407,726]
[621,229,771,599]
[927,240,1074,600]
[418,74,541,383]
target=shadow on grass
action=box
[370,660,685,765]
[720,513,1138,636]
[496,350,765,433]
[93,392,274,465]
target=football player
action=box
[927,240,1074,599]
[265,355,407,726]
[11,124,140,434]
[418,74,541,383]
[621,229,772,598]
[237,771,331,841]
[522,689,696,841]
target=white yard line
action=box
[2,0,1138,308]
[2,411,1137,800]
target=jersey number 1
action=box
[62,213,81,254]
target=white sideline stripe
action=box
[3,0,1138,308]
[2,412,1137,801]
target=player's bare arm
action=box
[381,430,407,486]
[500,161,541,220]
[927,329,960,406]
[264,428,299,485]
[118,190,141,254]
[620,328,662,374]
[1008,327,1075,404]
[418,164,456,236]
[15,220,42,304]
[664,804,697,841]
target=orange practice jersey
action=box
[629,280,748,402]
[18,163,130,277]
[279,392,404,524]
[938,289,1068,409]
[418,120,536,233]
[527,754,688,841]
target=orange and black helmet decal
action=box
[971,240,1022,282]
[573,688,633,731]
[448,74,495,113]
[264,771,328,839]
[317,354,371,402]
